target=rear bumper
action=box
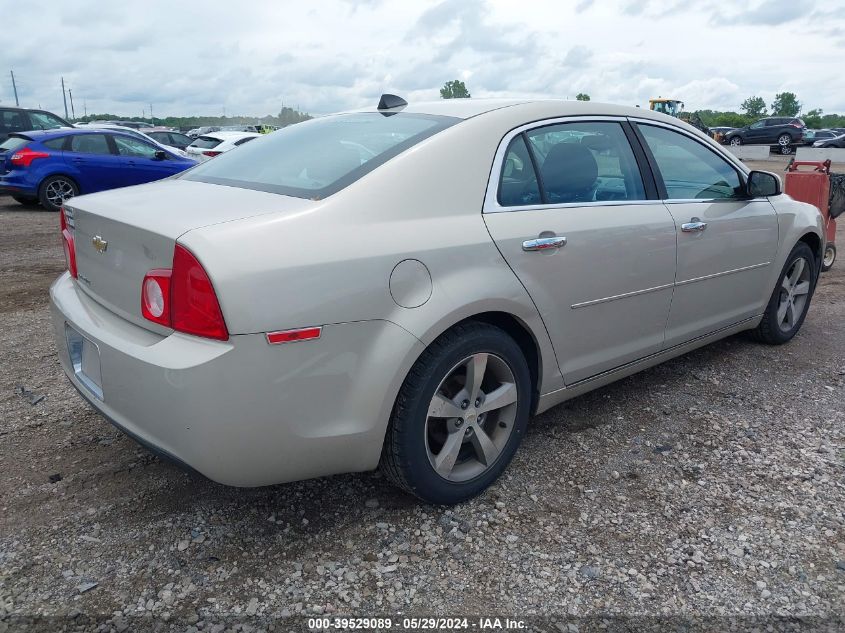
[50,272,424,486]
[0,172,36,196]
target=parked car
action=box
[1,106,73,144]
[81,123,193,158]
[806,129,840,145]
[146,129,194,151]
[0,129,195,211]
[813,133,845,149]
[49,98,823,504]
[725,117,805,148]
[186,126,221,139]
[709,126,735,143]
[185,131,260,162]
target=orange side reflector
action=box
[266,326,322,345]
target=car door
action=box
[483,119,677,385]
[744,120,768,144]
[111,134,178,186]
[634,122,779,346]
[62,133,123,193]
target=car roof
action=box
[201,131,261,140]
[348,98,703,124]
[13,128,154,141]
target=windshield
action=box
[181,112,459,199]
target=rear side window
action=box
[43,137,67,150]
[498,135,541,206]
[190,136,223,149]
[147,132,168,142]
[638,124,742,200]
[524,121,645,204]
[1,110,28,133]
[182,113,459,199]
[69,134,112,155]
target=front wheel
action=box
[380,322,531,505]
[822,243,836,272]
[750,242,816,344]
[38,175,78,212]
[729,136,742,147]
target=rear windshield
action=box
[190,136,223,149]
[0,136,28,152]
[181,112,459,199]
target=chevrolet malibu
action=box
[50,97,824,504]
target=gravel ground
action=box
[0,181,843,632]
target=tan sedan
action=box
[50,97,824,504]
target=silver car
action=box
[50,97,824,504]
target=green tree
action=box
[803,108,823,129]
[740,96,767,119]
[575,93,590,101]
[440,80,471,99]
[771,92,801,117]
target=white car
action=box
[185,131,261,162]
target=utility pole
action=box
[10,70,19,106]
[84,99,87,117]
[69,89,76,120]
[61,76,69,119]
[150,103,153,125]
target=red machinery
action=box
[785,160,838,271]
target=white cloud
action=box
[1,0,842,117]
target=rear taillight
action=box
[202,150,222,157]
[60,207,77,279]
[141,270,172,326]
[11,146,49,167]
[789,123,802,129]
[141,244,228,340]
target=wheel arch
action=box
[798,231,823,273]
[38,172,81,194]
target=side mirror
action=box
[747,170,781,197]
[153,150,167,161]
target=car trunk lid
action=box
[67,179,314,330]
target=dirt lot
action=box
[1,161,843,631]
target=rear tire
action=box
[750,242,816,345]
[380,322,531,505]
[38,175,78,212]
[777,133,792,147]
[822,243,836,272]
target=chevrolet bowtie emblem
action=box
[92,235,108,253]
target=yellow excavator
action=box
[649,98,713,138]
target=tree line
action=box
[74,106,311,130]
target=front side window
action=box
[28,111,69,130]
[750,121,765,129]
[521,121,645,204]
[638,124,742,200]
[113,135,159,158]
[182,113,459,199]
[69,134,112,155]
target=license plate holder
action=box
[65,324,103,400]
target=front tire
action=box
[729,136,742,147]
[380,322,531,505]
[822,243,836,272]
[750,242,816,344]
[38,175,78,212]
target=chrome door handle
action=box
[522,236,567,251]
[681,219,708,232]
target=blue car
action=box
[0,129,196,211]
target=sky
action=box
[2,0,844,119]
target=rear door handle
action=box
[522,236,567,251]
[681,218,708,232]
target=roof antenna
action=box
[377,93,407,110]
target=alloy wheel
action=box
[730,137,741,146]
[424,353,518,482]
[778,134,791,147]
[45,179,76,207]
[777,257,811,333]
[823,246,835,269]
